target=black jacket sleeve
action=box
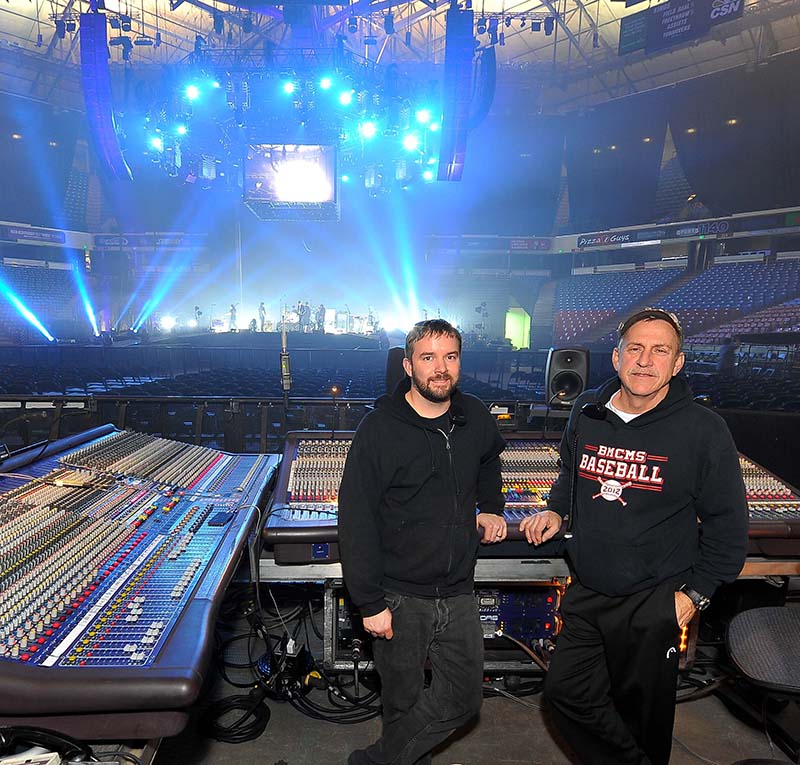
[337,419,388,618]
[686,419,749,597]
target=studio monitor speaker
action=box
[545,347,589,407]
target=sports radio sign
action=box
[709,0,743,23]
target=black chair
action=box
[727,607,800,764]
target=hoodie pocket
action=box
[384,521,456,583]
[571,537,663,593]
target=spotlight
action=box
[176,124,187,135]
[531,20,541,31]
[465,0,472,8]
[405,29,412,46]
[422,169,434,182]
[185,84,201,100]
[544,16,554,35]
[154,31,162,47]
[282,80,296,94]
[499,31,505,45]
[415,108,431,124]
[120,14,131,31]
[194,33,205,54]
[150,136,164,151]
[55,19,66,38]
[109,16,120,29]
[242,14,252,33]
[476,17,486,34]
[160,316,176,331]
[520,17,526,27]
[504,16,511,27]
[213,11,224,36]
[319,76,333,90]
[338,89,354,106]
[383,11,395,34]
[402,133,419,151]
[359,121,377,139]
[65,18,76,33]
[347,15,358,33]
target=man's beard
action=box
[411,369,459,403]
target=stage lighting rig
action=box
[473,11,556,42]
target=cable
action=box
[94,750,143,765]
[495,631,550,672]
[201,687,271,743]
[671,735,721,765]
[484,685,543,711]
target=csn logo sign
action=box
[710,0,742,21]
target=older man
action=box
[522,307,748,765]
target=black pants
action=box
[544,580,681,765]
[364,592,484,765]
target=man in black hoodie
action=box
[521,307,748,765]
[339,319,507,765]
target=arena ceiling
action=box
[0,0,799,112]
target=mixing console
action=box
[264,431,800,563]
[0,425,278,738]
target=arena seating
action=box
[688,296,800,343]
[659,260,800,337]
[553,268,682,342]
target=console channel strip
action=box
[739,454,800,557]
[264,434,563,563]
[0,425,279,738]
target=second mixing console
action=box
[0,425,278,739]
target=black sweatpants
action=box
[544,580,682,765]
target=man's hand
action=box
[519,510,562,545]
[674,591,697,629]
[363,608,394,639]
[477,512,507,544]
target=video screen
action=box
[244,143,337,204]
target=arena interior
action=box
[0,0,799,762]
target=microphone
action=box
[580,402,607,420]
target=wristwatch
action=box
[678,584,711,611]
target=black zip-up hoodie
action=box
[338,377,506,617]
[549,375,748,598]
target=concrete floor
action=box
[153,687,793,765]
[150,590,795,765]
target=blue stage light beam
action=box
[0,282,55,342]
[132,252,195,331]
[68,255,100,336]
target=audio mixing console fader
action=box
[0,425,279,739]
